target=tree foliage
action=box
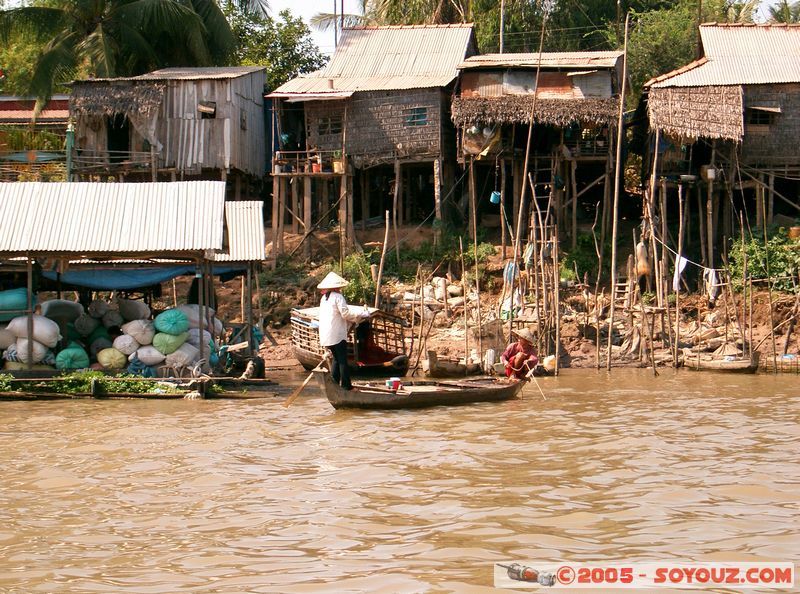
[622,2,698,104]
[767,0,800,22]
[226,7,327,91]
[0,0,237,106]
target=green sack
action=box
[152,331,188,355]
[154,309,190,336]
[55,345,90,370]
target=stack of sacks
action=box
[151,308,199,371]
[3,314,61,366]
[79,299,118,361]
[121,320,163,368]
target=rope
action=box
[650,233,725,272]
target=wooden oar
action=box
[525,364,547,401]
[282,370,316,408]
[284,354,330,408]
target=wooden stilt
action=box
[571,159,578,249]
[271,173,280,268]
[674,183,685,367]
[291,176,299,234]
[338,178,346,269]
[392,159,401,267]
[768,173,774,226]
[277,177,285,255]
[434,158,443,244]
[361,170,368,231]
[696,183,706,268]
[501,158,508,259]
[303,175,312,260]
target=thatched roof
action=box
[452,96,619,128]
[647,85,743,141]
[69,81,166,118]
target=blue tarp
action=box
[41,264,245,290]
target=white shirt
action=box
[318,291,366,346]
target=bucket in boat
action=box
[386,377,402,391]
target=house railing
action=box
[71,149,155,176]
[0,149,67,182]
[273,150,344,174]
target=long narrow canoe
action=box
[682,351,760,373]
[314,368,524,410]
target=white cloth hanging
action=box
[703,268,720,302]
[673,256,688,292]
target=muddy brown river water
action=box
[0,369,797,593]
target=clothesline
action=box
[650,233,726,273]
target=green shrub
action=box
[562,232,609,281]
[728,229,800,292]
[335,251,376,305]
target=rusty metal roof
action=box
[458,51,623,70]
[649,24,800,87]
[0,181,226,255]
[214,201,265,262]
[271,25,475,96]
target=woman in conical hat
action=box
[500,327,539,379]
[317,271,369,390]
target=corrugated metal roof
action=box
[458,51,623,70]
[72,67,265,84]
[0,181,226,254]
[0,109,69,123]
[214,201,265,262]
[649,24,800,87]
[271,25,474,95]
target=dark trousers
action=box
[328,340,352,389]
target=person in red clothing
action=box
[501,328,539,379]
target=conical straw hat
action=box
[317,271,349,290]
[513,328,535,344]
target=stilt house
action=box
[645,23,800,269]
[68,67,267,200]
[451,51,624,253]
[267,25,476,261]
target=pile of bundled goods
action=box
[0,288,224,378]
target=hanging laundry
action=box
[635,241,650,277]
[673,256,689,292]
[703,268,721,304]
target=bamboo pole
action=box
[596,288,603,369]
[501,158,508,259]
[459,237,470,371]
[392,159,401,268]
[740,213,750,358]
[507,10,547,345]
[763,217,778,372]
[606,13,630,371]
[553,224,560,375]
[673,183,685,367]
[373,210,390,309]
[468,156,484,362]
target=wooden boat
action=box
[314,368,524,410]
[291,306,409,376]
[682,350,760,373]
[424,350,482,378]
